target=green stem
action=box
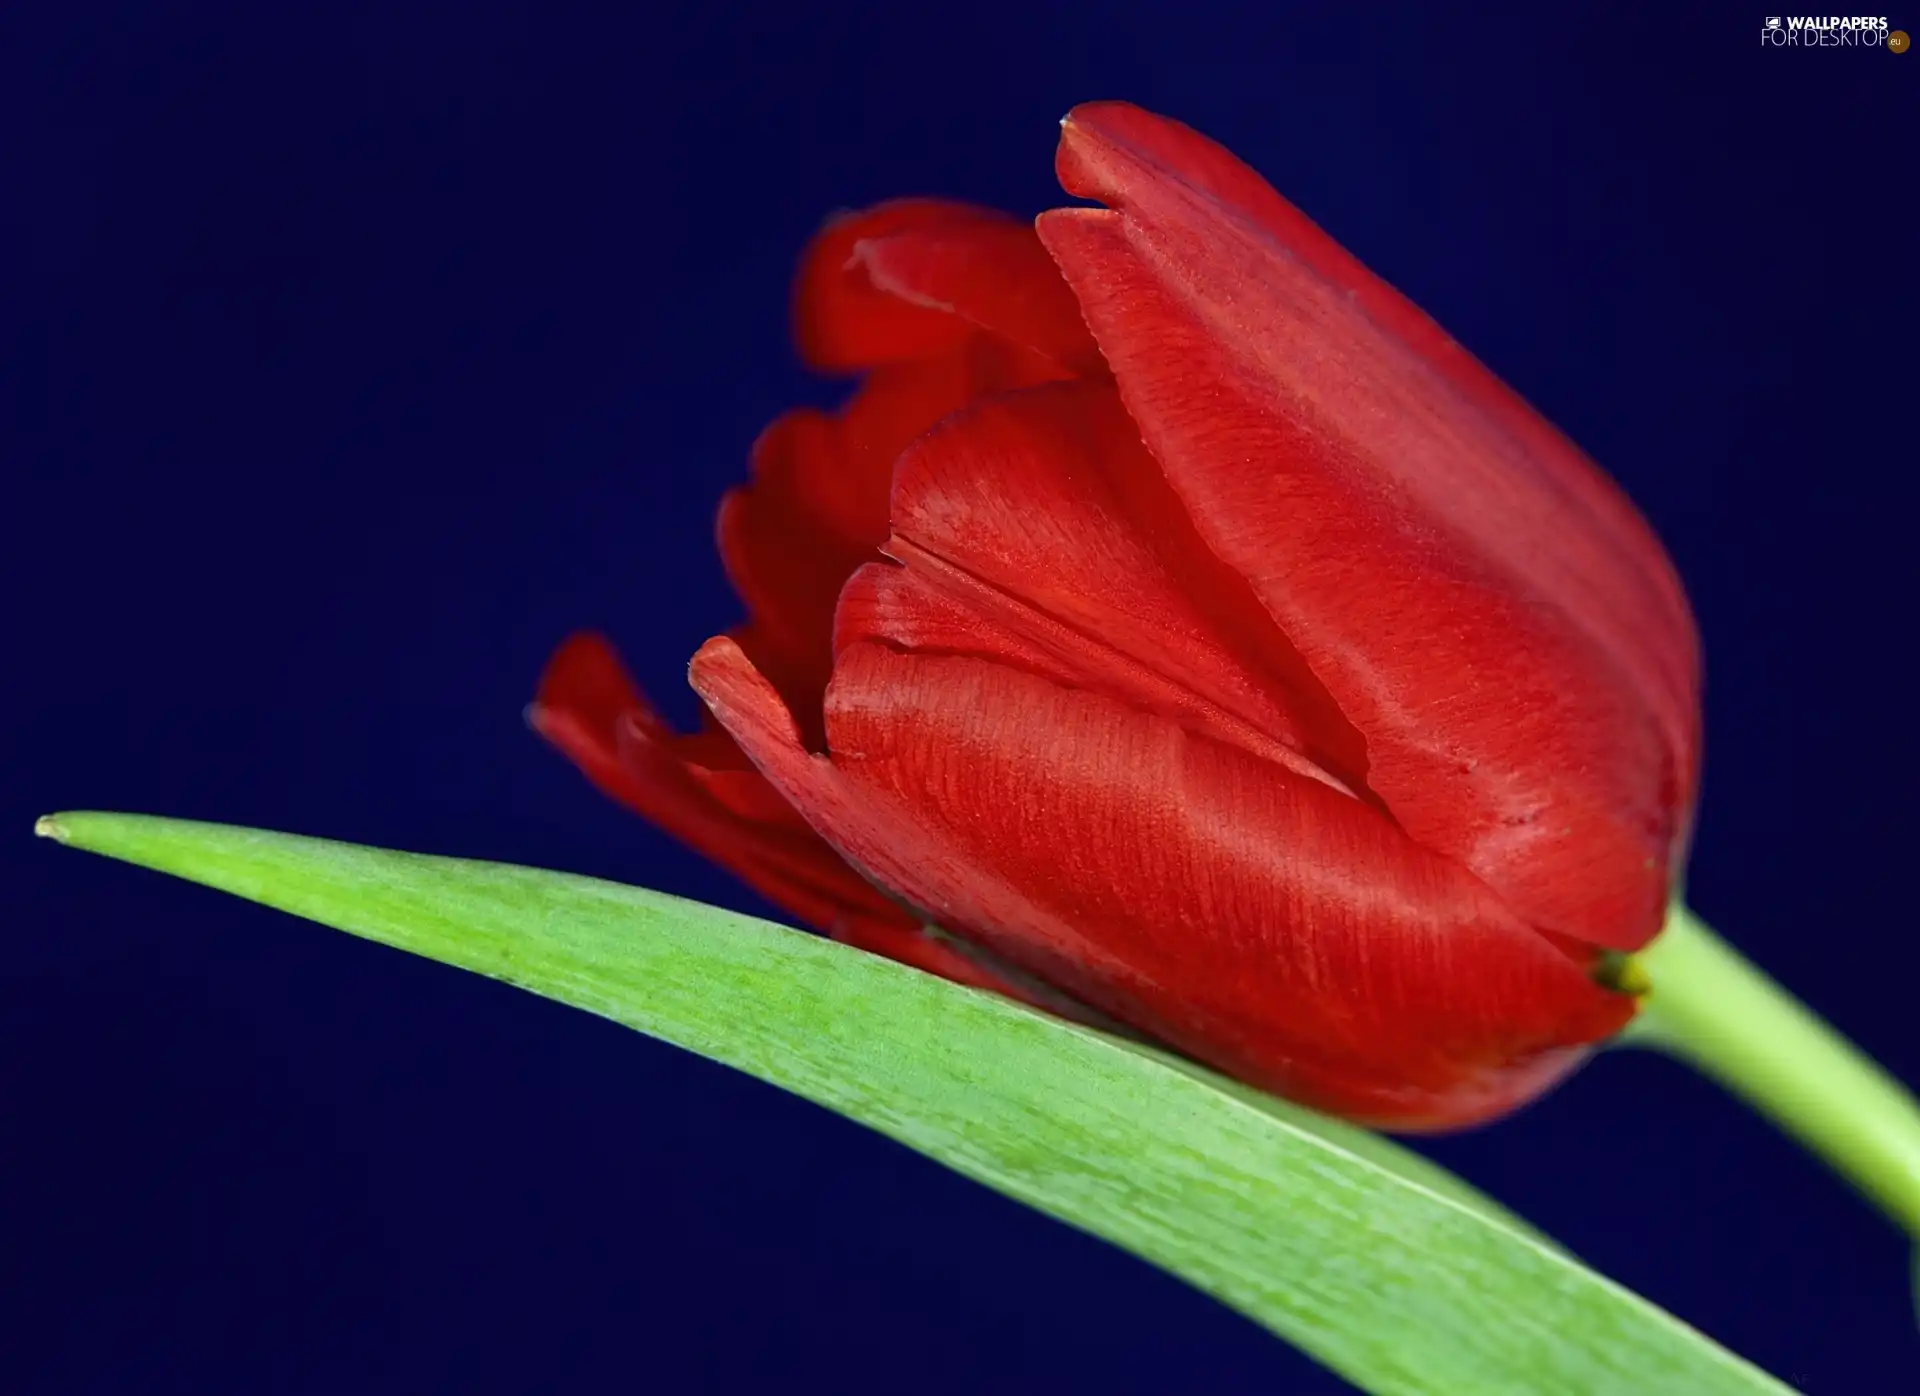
[1627,904,1920,1238]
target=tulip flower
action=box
[533,101,1701,1130]
[35,101,1920,1391]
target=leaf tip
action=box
[34,814,71,844]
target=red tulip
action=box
[533,102,1700,1130]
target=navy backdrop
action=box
[5,2,1914,1392]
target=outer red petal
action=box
[530,632,913,940]
[795,199,1103,377]
[1038,102,1701,951]
[692,634,1635,1131]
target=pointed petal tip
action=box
[536,629,625,694]
[532,630,650,744]
[686,633,742,692]
[1059,100,1138,127]
[1058,101,1133,131]
[1055,101,1160,156]
[689,635,806,751]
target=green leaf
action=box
[36,811,1792,1396]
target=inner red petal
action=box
[843,378,1372,795]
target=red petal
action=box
[720,200,1108,726]
[795,199,1103,376]
[531,632,913,940]
[715,429,869,717]
[692,634,1635,1131]
[719,343,1088,715]
[1039,102,1700,951]
[835,379,1367,794]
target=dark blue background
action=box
[6,2,1913,1391]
